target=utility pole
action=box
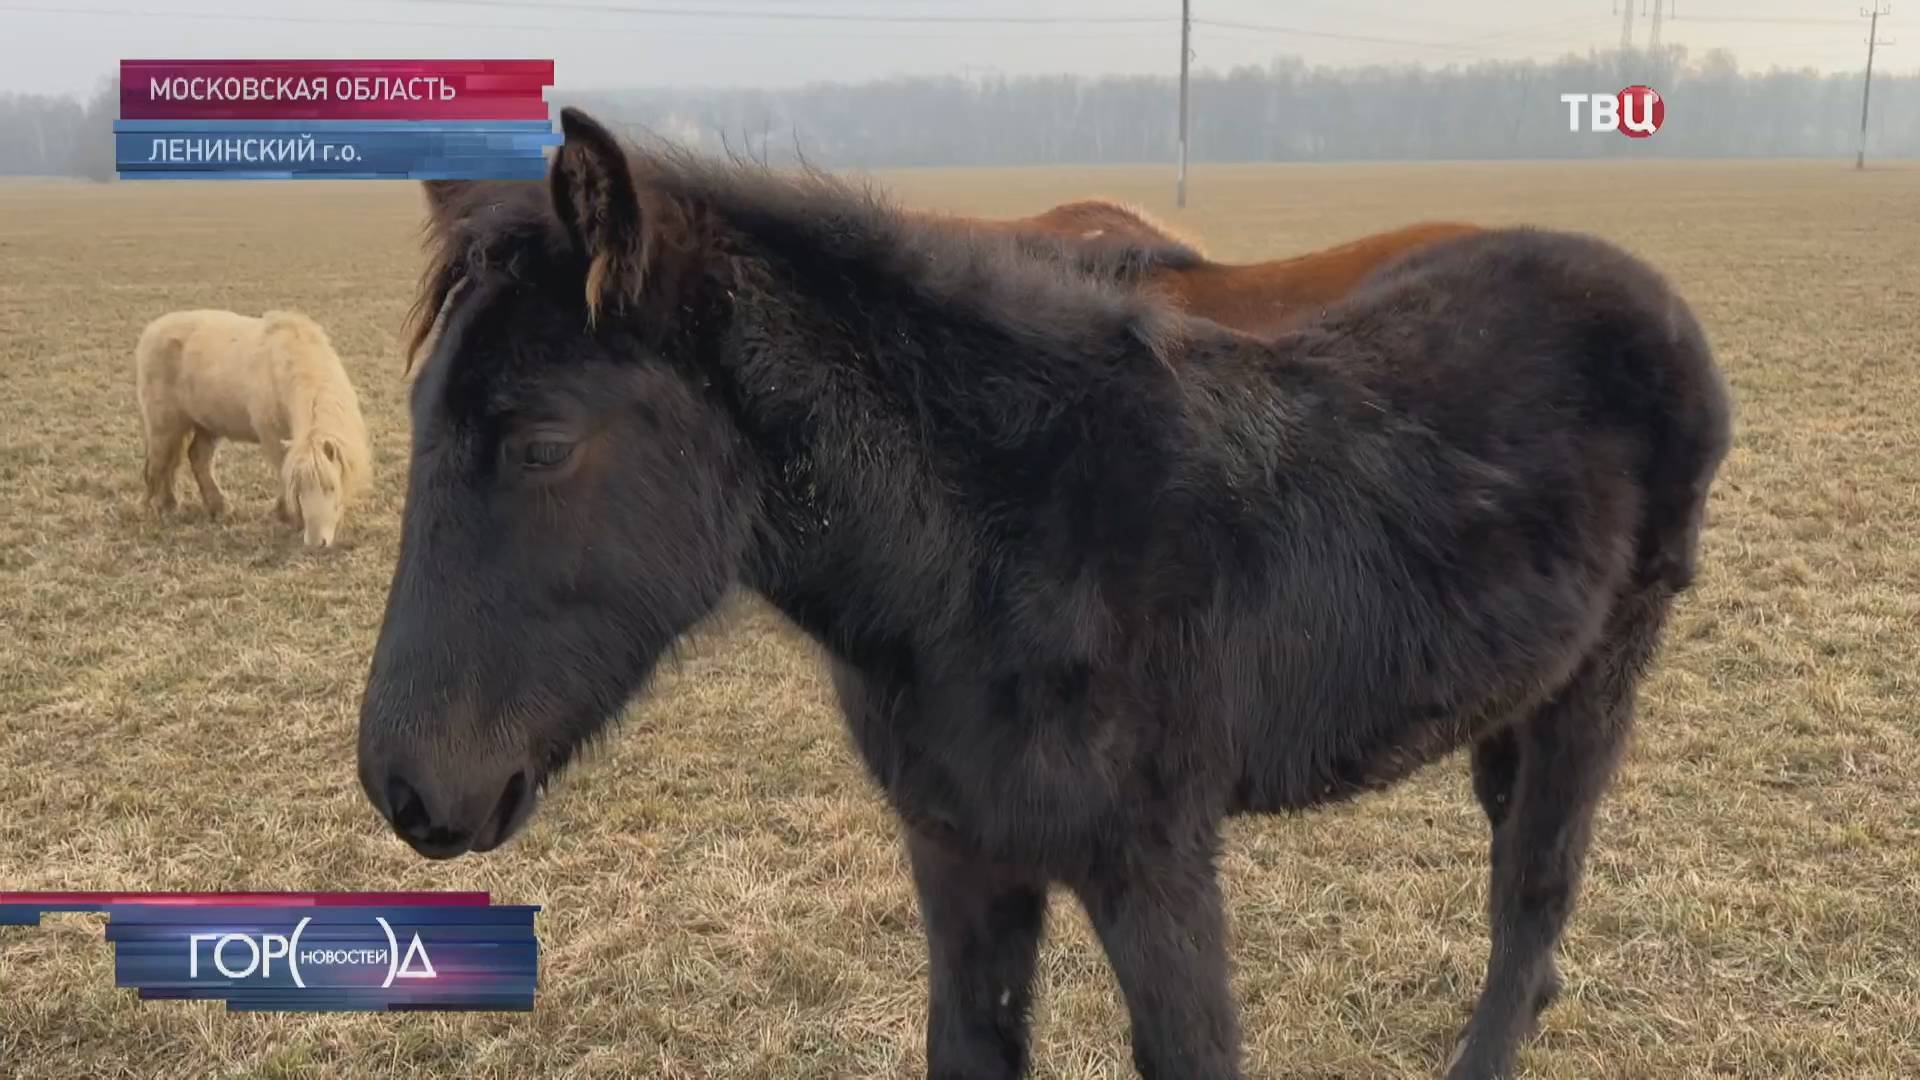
[1649,0,1665,51]
[1177,0,1191,207]
[1618,0,1636,50]
[1858,4,1894,170]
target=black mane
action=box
[408,147,1194,373]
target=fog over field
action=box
[1,1,1894,98]
[4,1,1918,175]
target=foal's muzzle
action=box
[360,747,541,860]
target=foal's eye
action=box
[521,439,573,469]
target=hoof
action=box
[1444,1012,1528,1080]
[1446,967,1556,1079]
[1442,1036,1510,1080]
[1531,970,1563,1027]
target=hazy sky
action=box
[0,0,1900,100]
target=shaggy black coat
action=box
[359,110,1732,1080]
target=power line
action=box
[1191,17,1494,54]
[1670,14,1858,26]
[0,1,1658,62]
[1442,15,1616,49]
[398,0,1174,25]
[1195,13,1617,61]
[0,3,1164,38]
[1609,4,1860,52]
[3,3,566,32]
[1321,15,1616,69]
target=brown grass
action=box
[3,158,1919,1079]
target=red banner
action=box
[120,60,554,121]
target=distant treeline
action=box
[4,47,1916,178]
[0,81,116,178]
[564,48,1919,166]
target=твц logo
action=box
[1561,85,1665,138]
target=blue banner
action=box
[112,119,559,181]
[0,894,539,1012]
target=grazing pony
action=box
[926,196,1485,339]
[358,111,1732,1080]
[135,309,372,547]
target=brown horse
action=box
[933,197,1484,338]
[999,198,1188,244]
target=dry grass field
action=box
[2,157,1918,1079]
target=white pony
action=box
[135,309,372,547]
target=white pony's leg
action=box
[186,427,228,520]
[265,437,298,527]
[143,412,188,515]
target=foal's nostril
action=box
[377,761,532,858]
[477,769,532,852]
[386,773,431,839]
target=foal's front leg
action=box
[1072,838,1242,1080]
[907,831,1050,1080]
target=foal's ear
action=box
[551,108,647,320]
[422,179,466,211]
[420,180,471,228]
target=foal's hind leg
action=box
[1468,728,1564,1026]
[907,831,1050,1080]
[1448,597,1670,1080]
[1071,834,1241,1080]
[185,428,228,520]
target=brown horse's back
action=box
[919,199,1482,340]
[1167,221,1485,338]
[970,203,1482,340]
[1019,199,1197,250]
